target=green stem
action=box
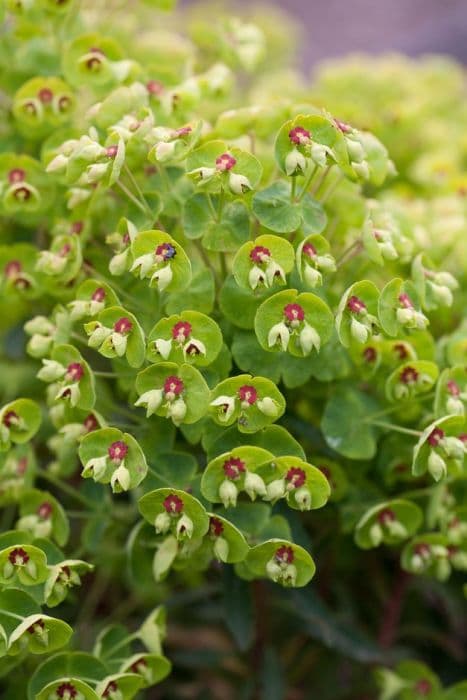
[290,176,297,202]
[93,371,135,378]
[219,252,228,280]
[194,240,221,289]
[0,610,24,621]
[297,164,318,201]
[364,392,436,422]
[319,172,344,204]
[310,164,332,196]
[36,468,98,509]
[123,164,152,217]
[100,632,138,660]
[370,421,422,437]
[217,188,225,222]
[116,180,148,216]
[336,239,363,267]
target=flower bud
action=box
[294,486,312,511]
[183,338,206,359]
[441,436,466,460]
[154,338,172,359]
[111,464,131,492]
[451,550,467,570]
[36,252,68,276]
[229,172,252,194]
[87,324,112,348]
[55,383,81,407]
[211,395,236,423]
[369,522,383,546]
[153,535,178,582]
[447,396,464,416]
[109,332,128,357]
[265,557,282,582]
[167,397,187,425]
[256,396,279,417]
[46,154,69,173]
[385,519,408,539]
[154,141,176,162]
[67,187,92,209]
[310,143,330,167]
[244,471,266,500]
[219,479,238,507]
[155,511,171,534]
[176,514,193,540]
[37,360,66,382]
[316,254,336,272]
[109,249,130,276]
[429,282,453,307]
[428,451,447,481]
[346,138,365,162]
[350,318,369,344]
[434,271,457,289]
[27,334,54,358]
[299,322,321,354]
[352,161,370,179]
[380,241,398,260]
[151,264,173,291]
[303,265,322,287]
[266,478,286,501]
[213,536,229,562]
[268,322,290,352]
[131,253,154,279]
[248,265,266,290]
[285,148,307,176]
[135,389,164,417]
[83,162,109,184]
[82,455,108,480]
[265,260,285,286]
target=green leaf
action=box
[322,387,381,459]
[222,566,254,651]
[252,181,326,234]
[183,194,251,251]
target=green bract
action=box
[0,398,42,452]
[146,311,223,366]
[355,499,423,549]
[130,230,192,292]
[245,539,316,587]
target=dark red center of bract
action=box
[108,440,128,462]
[37,502,53,519]
[414,542,431,557]
[38,87,53,103]
[347,295,366,314]
[288,126,311,145]
[13,186,31,200]
[155,242,176,259]
[377,508,396,525]
[56,683,78,698]
[163,376,184,395]
[223,457,246,480]
[238,385,257,404]
[4,260,22,277]
[66,362,84,382]
[9,547,29,565]
[27,619,45,634]
[275,545,294,564]
[414,679,432,696]
[249,245,271,264]
[363,346,377,363]
[83,413,99,432]
[3,410,19,428]
[103,681,118,696]
[334,118,352,133]
[394,343,409,359]
[459,433,467,444]
[400,366,418,384]
[8,168,26,184]
[210,516,224,536]
[131,658,147,673]
[91,287,106,302]
[285,467,306,488]
[163,494,184,514]
[283,303,305,322]
[172,321,192,341]
[427,428,444,447]
[174,126,192,137]
[147,79,164,95]
[58,95,71,111]
[302,242,317,258]
[113,317,132,334]
[318,465,331,480]
[106,145,118,158]
[71,220,84,234]
[398,293,414,309]
[17,456,28,475]
[446,379,460,396]
[215,153,236,171]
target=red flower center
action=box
[446,379,460,396]
[427,428,444,447]
[3,410,20,428]
[347,295,366,314]
[103,681,118,697]
[56,683,78,699]
[283,303,305,323]
[174,126,192,137]
[163,376,184,395]
[163,494,184,514]
[83,413,99,432]
[9,547,29,565]
[37,502,53,519]
[400,366,419,384]
[91,287,106,302]
[58,95,71,111]
[4,260,22,278]
[215,153,237,171]
[147,79,164,95]
[238,385,257,404]
[71,220,84,234]
[38,87,53,103]
[377,508,396,525]
[13,185,31,201]
[130,658,147,674]
[334,118,352,133]
[275,545,294,564]
[113,317,132,334]
[285,467,306,488]
[155,242,176,260]
[108,440,128,462]
[249,245,271,264]
[363,346,377,363]
[414,542,431,557]
[223,457,246,480]
[66,362,84,382]
[106,145,118,158]
[172,321,192,341]
[27,619,45,634]
[415,679,432,696]
[8,168,26,184]
[393,342,409,359]
[288,126,311,145]
[210,516,224,537]
[302,242,317,258]
[398,293,414,309]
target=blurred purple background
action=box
[183,0,467,69]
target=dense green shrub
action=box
[0,1,466,698]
